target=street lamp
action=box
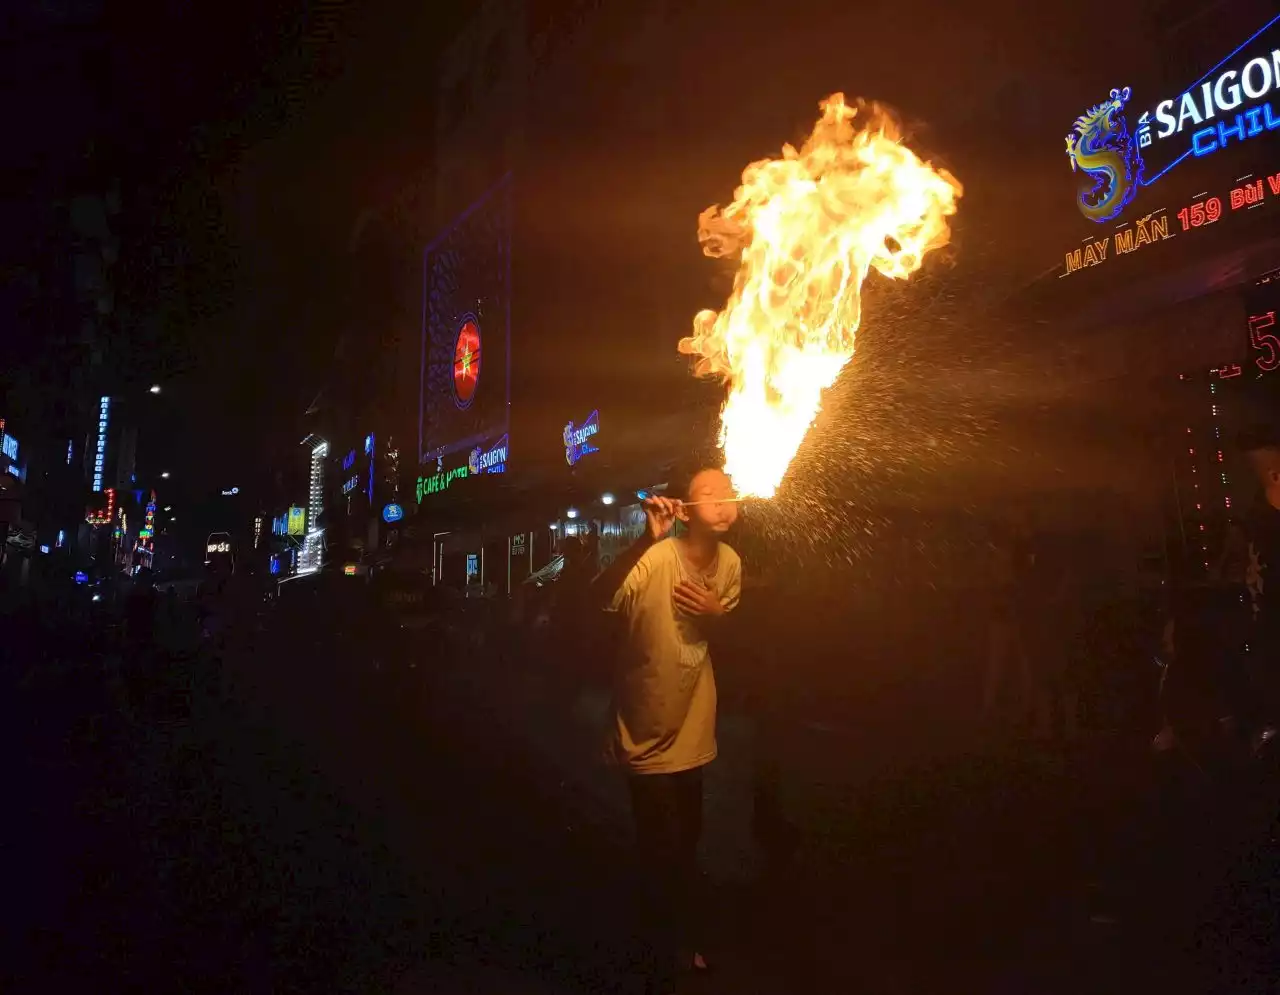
[149,384,161,394]
[160,471,171,479]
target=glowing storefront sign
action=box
[469,433,508,475]
[564,410,600,465]
[208,541,231,554]
[416,435,510,502]
[382,503,404,523]
[1,432,17,462]
[287,506,306,535]
[221,486,240,496]
[93,396,110,492]
[1065,15,1280,227]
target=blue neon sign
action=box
[1066,14,1280,224]
[564,410,600,465]
[382,503,404,523]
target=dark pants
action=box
[628,766,704,985]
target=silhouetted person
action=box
[1236,432,1280,750]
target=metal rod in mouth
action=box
[678,497,750,507]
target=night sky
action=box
[4,0,1279,539]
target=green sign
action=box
[287,506,306,535]
[417,464,469,502]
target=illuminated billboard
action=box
[420,174,512,465]
[1057,14,1280,276]
[287,505,306,535]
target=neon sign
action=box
[564,410,600,465]
[343,449,356,471]
[342,475,359,494]
[469,433,509,475]
[1066,15,1280,225]
[382,503,404,523]
[87,487,116,526]
[452,316,481,409]
[416,435,509,502]
[1062,164,1280,275]
[1,432,17,462]
[1250,311,1280,372]
[93,396,110,491]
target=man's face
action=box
[683,469,738,534]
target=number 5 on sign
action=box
[1249,312,1280,373]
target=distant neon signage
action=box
[1065,15,1280,226]
[86,487,116,526]
[382,503,404,523]
[93,396,110,491]
[342,475,359,494]
[221,486,240,496]
[1,432,17,462]
[452,316,481,409]
[416,434,509,502]
[564,410,600,465]
[343,449,356,471]
[287,506,306,535]
[1061,162,1279,275]
[469,433,509,475]
[208,541,231,554]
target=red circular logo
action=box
[452,317,481,408]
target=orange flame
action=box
[679,93,962,498]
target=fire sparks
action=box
[679,93,963,498]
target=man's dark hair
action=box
[666,460,724,502]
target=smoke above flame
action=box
[679,93,963,498]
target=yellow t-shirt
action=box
[607,538,742,774]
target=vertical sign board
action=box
[420,174,513,468]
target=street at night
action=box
[7,2,1280,993]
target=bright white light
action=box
[566,508,579,519]
[160,471,171,479]
[149,385,161,394]
[550,523,559,530]
[92,594,102,602]
[601,493,615,505]
[163,506,172,512]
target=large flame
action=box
[679,93,962,498]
